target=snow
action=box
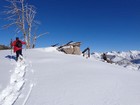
[0,55,26,105]
[0,50,13,92]
[0,47,140,105]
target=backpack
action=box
[16,40,22,48]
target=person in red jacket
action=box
[11,37,26,61]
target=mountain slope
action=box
[92,51,140,70]
[1,48,140,105]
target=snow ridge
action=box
[0,57,27,105]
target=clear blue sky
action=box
[0,0,140,52]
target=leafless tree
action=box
[25,4,36,48]
[3,0,48,48]
[32,32,49,48]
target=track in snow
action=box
[0,57,27,105]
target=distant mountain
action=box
[91,50,140,70]
[0,44,10,50]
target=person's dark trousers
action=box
[16,49,23,61]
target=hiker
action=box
[11,37,26,61]
[102,53,113,63]
[102,53,107,61]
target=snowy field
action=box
[0,47,140,105]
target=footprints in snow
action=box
[0,58,27,105]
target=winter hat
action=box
[16,37,19,40]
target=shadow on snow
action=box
[5,55,16,61]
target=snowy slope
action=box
[0,50,14,92]
[0,47,140,105]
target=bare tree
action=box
[3,0,48,48]
[25,4,36,48]
[32,32,49,48]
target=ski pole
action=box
[10,39,13,59]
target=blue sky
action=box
[0,0,140,52]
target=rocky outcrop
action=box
[57,41,82,55]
